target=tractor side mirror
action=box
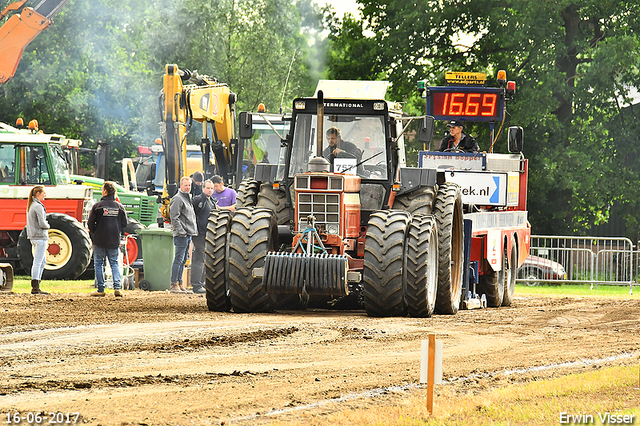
[508,126,524,153]
[238,112,253,140]
[418,116,435,144]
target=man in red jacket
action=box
[87,181,128,297]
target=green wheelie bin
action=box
[136,228,174,291]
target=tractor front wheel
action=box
[227,208,277,312]
[205,210,232,312]
[17,213,92,280]
[405,215,439,317]
[363,210,410,317]
[256,184,290,225]
[433,183,464,315]
[236,179,260,208]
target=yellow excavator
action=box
[159,64,237,222]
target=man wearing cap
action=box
[439,120,479,153]
[190,171,204,197]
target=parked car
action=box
[517,255,567,286]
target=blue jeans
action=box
[94,246,121,292]
[31,239,47,280]
[171,236,191,284]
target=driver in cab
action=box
[438,120,479,153]
[323,127,362,164]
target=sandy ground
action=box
[1,291,639,425]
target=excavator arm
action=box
[0,0,70,85]
[159,64,237,222]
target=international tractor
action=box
[0,120,93,285]
[418,71,531,307]
[204,80,468,317]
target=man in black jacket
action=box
[88,181,128,297]
[438,120,479,153]
[190,179,216,294]
[323,127,362,164]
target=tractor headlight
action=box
[326,224,339,234]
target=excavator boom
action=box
[0,0,70,85]
[159,64,237,223]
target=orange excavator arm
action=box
[0,0,70,85]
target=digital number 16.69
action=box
[437,92,497,117]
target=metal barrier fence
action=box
[516,235,639,291]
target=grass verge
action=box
[9,275,96,293]
[515,283,639,298]
[298,364,640,426]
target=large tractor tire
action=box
[17,213,92,280]
[502,236,518,306]
[478,249,506,307]
[236,179,260,208]
[363,210,411,317]
[392,187,436,215]
[406,215,439,317]
[256,183,290,225]
[205,210,232,312]
[433,183,464,315]
[227,208,277,312]
[124,218,144,265]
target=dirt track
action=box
[1,291,639,425]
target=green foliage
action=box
[0,0,322,181]
[330,0,640,236]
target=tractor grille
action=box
[139,198,158,225]
[82,198,93,225]
[297,193,340,231]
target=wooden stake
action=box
[427,334,436,415]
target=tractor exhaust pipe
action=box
[316,90,324,158]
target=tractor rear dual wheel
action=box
[363,210,411,317]
[205,210,233,312]
[17,213,92,280]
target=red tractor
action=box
[418,70,531,307]
[0,121,93,284]
[204,81,466,316]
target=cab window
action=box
[21,145,51,185]
[0,144,16,183]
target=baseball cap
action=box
[192,171,204,183]
[447,120,464,127]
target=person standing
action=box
[190,179,216,294]
[211,175,237,212]
[190,171,204,197]
[169,176,198,293]
[88,181,128,297]
[26,185,50,295]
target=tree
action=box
[0,0,322,182]
[330,0,640,235]
[142,0,318,113]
